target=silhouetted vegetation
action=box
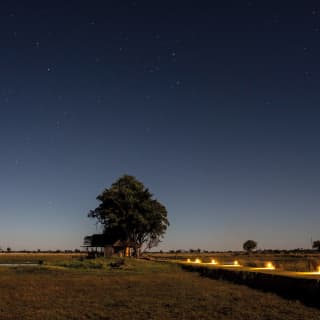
[88,175,169,257]
[312,240,320,251]
[243,240,257,253]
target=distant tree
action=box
[243,240,257,253]
[312,240,320,251]
[88,175,169,257]
[6,247,11,253]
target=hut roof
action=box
[84,233,135,248]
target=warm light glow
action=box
[211,259,217,265]
[195,258,201,264]
[234,260,239,266]
[266,262,275,270]
[187,259,191,263]
[318,266,320,273]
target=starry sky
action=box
[1,1,320,251]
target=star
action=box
[304,71,311,79]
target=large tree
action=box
[312,240,320,251]
[243,240,257,253]
[88,175,169,257]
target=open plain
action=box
[0,253,320,320]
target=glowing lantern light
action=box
[195,258,201,264]
[266,262,275,270]
[234,260,239,266]
[187,259,191,263]
[211,259,217,265]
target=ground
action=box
[0,254,320,320]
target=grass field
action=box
[0,254,320,319]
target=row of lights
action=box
[186,258,275,270]
[185,259,320,274]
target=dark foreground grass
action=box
[0,257,320,319]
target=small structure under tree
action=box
[84,234,136,257]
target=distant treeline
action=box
[0,249,84,254]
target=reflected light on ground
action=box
[304,266,320,274]
[266,262,275,270]
[220,261,241,267]
[251,262,275,271]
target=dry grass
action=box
[0,255,319,319]
[0,253,84,264]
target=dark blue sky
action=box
[0,1,320,250]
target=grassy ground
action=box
[0,252,84,264]
[0,254,320,319]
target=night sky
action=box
[1,1,320,251]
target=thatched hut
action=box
[84,234,135,257]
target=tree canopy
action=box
[312,240,320,251]
[243,240,257,253]
[88,175,169,256]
